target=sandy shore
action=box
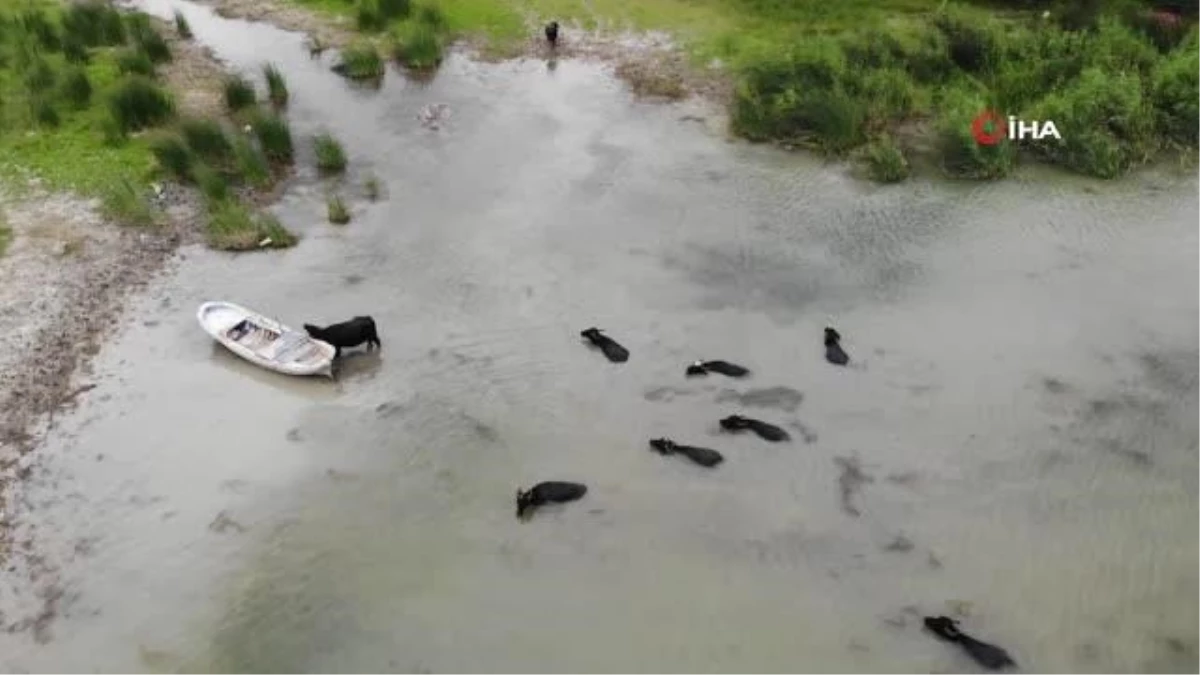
[0,11,276,642]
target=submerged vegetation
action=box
[326,194,351,223]
[313,132,347,173]
[288,0,1197,182]
[173,9,192,39]
[0,1,295,248]
[334,41,385,79]
[263,63,288,107]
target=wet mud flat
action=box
[0,3,290,645]
[0,0,1196,672]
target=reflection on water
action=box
[0,1,1196,672]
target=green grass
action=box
[364,173,381,200]
[206,198,297,250]
[232,135,272,187]
[223,74,257,111]
[860,137,911,182]
[334,42,385,79]
[0,209,11,258]
[0,1,290,258]
[390,17,444,68]
[173,10,193,39]
[326,193,351,223]
[100,177,160,227]
[248,109,294,164]
[313,132,347,172]
[0,9,162,195]
[263,63,288,107]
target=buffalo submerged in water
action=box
[649,438,724,467]
[719,414,790,442]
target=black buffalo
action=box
[516,481,587,519]
[685,360,750,378]
[303,316,381,358]
[719,415,790,442]
[824,327,849,366]
[545,21,559,47]
[581,327,629,363]
[649,438,724,467]
[924,616,1016,670]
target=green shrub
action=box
[327,194,351,224]
[206,200,297,250]
[851,68,917,126]
[356,0,387,32]
[126,13,172,64]
[60,67,93,108]
[335,43,385,79]
[731,41,868,153]
[62,2,126,47]
[935,87,1016,179]
[250,111,294,164]
[223,75,257,111]
[1085,16,1160,75]
[24,59,56,92]
[313,132,347,173]
[179,119,234,171]
[1150,40,1199,145]
[902,25,955,84]
[174,10,193,39]
[1027,67,1155,177]
[101,178,158,227]
[931,7,1002,74]
[381,0,413,20]
[364,174,381,200]
[62,37,90,64]
[20,10,59,50]
[415,3,447,29]
[117,48,156,76]
[193,163,229,202]
[32,99,60,128]
[233,136,272,187]
[990,26,1088,113]
[391,19,443,69]
[150,134,193,181]
[861,137,911,182]
[263,63,288,107]
[108,76,175,133]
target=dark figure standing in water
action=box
[685,360,750,378]
[824,327,849,366]
[516,481,587,519]
[545,21,560,48]
[581,328,629,363]
[924,616,1016,670]
[649,438,724,467]
[719,415,790,442]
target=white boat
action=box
[197,301,336,377]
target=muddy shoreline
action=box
[0,6,285,641]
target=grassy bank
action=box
[284,0,1197,182]
[0,0,301,249]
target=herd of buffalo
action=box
[299,314,1016,670]
[539,325,1014,670]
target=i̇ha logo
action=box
[971,109,1061,146]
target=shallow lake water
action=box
[0,1,1196,672]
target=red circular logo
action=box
[971,110,1007,146]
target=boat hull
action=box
[197,301,336,377]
